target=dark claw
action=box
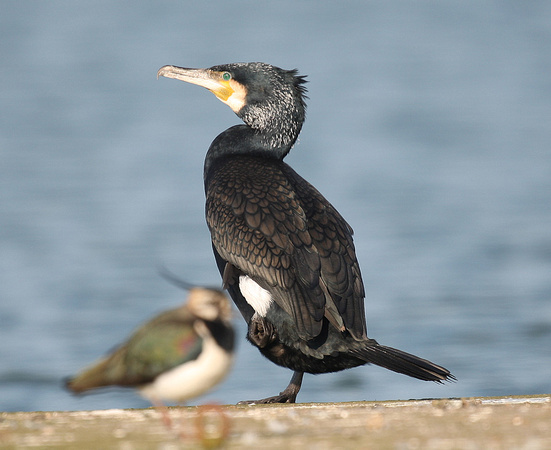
[247,314,276,348]
[237,371,303,405]
[237,392,296,405]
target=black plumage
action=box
[158,62,455,403]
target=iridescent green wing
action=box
[121,312,203,384]
[94,308,203,387]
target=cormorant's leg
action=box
[238,371,304,405]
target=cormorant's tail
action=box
[353,341,455,382]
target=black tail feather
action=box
[353,342,455,382]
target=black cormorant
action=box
[158,62,455,403]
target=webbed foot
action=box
[237,371,303,405]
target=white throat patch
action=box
[239,275,273,317]
[222,79,247,113]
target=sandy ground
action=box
[1,395,550,449]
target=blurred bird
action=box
[157,62,454,404]
[65,282,235,419]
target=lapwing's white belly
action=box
[140,324,233,403]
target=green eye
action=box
[222,72,232,81]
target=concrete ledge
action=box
[1,395,550,449]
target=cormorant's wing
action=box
[282,163,367,339]
[206,155,366,341]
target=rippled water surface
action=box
[1,1,550,411]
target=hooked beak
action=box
[157,65,234,102]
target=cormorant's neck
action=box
[203,122,302,180]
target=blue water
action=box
[1,1,550,412]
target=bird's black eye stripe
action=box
[222,72,232,81]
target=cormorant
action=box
[157,62,455,403]
[65,283,235,413]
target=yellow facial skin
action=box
[157,66,247,113]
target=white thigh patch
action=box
[239,275,273,317]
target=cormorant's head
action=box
[157,62,307,136]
